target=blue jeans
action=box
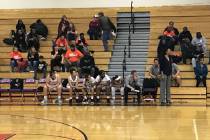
[10,59,17,72]
[28,61,39,71]
[102,31,111,51]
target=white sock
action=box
[76,96,79,99]
[58,96,61,99]
[44,96,47,100]
[91,96,94,99]
[84,96,87,99]
[97,96,100,99]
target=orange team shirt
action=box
[56,38,68,48]
[10,51,22,60]
[65,49,84,63]
[163,31,175,37]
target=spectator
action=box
[124,70,141,104]
[66,22,77,44]
[172,62,181,87]
[159,48,172,105]
[15,29,27,52]
[194,58,208,87]
[30,19,48,40]
[192,32,207,57]
[10,47,23,72]
[41,71,62,105]
[17,58,28,72]
[164,21,179,36]
[149,58,160,85]
[179,27,192,42]
[79,52,95,76]
[95,70,111,103]
[98,12,116,51]
[57,15,70,38]
[66,69,80,104]
[82,73,96,103]
[76,33,89,55]
[35,56,47,79]
[26,28,40,51]
[27,47,39,72]
[88,15,101,40]
[163,26,176,37]
[111,75,124,102]
[50,47,65,72]
[16,19,26,33]
[179,27,193,64]
[64,44,84,71]
[56,34,68,51]
[157,35,172,60]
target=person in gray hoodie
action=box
[98,12,116,51]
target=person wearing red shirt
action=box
[64,44,84,71]
[88,15,101,40]
[10,47,23,72]
[56,34,68,50]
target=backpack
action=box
[62,79,68,88]
[3,38,14,45]
[10,78,24,90]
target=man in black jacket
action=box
[159,48,172,105]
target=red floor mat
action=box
[0,134,15,140]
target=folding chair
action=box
[0,79,10,101]
[23,78,38,102]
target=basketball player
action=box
[95,70,111,103]
[111,75,124,102]
[82,73,96,103]
[66,69,80,103]
[41,71,62,105]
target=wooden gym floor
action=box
[0,106,210,140]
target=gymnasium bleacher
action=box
[0,6,210,105]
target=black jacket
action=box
[159,56,172,76]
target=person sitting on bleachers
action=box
[27,47,39,72]
[95,70,111,103]
[57,15,70,38]
[41,71,62,105]
[66,69,80,104]
[16,19,26,33]
[172,62,181,87]
[163,27,177,51]
[88,15,101,40]
[191,32,207,68]
[17,58,28,72]
[30,19,48,40]
[76,33,89,55]
[14,29,27,52]
[149,58,160,84]
[111,75,124,102]
[179,27,193,64]
[82,73,96,103]
[192,32,207,57]
[50,47,65,72]
[56,34,68,52]
[79,52,96,77]
[64,44,84,71]
[124,70,141,104]
[35,56,47,79]
[26,28,40,51]
[66,23,77,44]
[164,21,179,36]
[194,58,208,87]
[10,47,23,72]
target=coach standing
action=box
[98,12,116,51]
[159,48,172,105]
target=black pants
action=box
[124,86,141,104]
[196,76,206,87]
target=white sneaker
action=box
[41,100,48,105]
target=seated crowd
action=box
[150,21,208,90]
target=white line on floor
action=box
[193,119,199,140]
